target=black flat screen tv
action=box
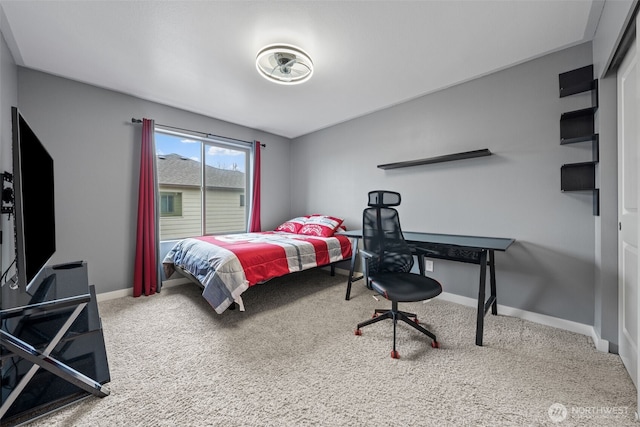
[11,106,56,293]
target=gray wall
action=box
[291,43,598,326]
[12,69,292,294]
[594,73,619,348]
[0,16,17,307]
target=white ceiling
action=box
[0,1,603,139]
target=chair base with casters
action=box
[354,271,442,359]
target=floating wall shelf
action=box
[561,162,596,191]
[377,148,491,170]
[560,107,598,145]
[559,65,599,101]
[560,163,600,216]
[558,64,599,216]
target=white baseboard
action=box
[96,288,131,302]
[438,291,609,353]
[327,266,351,277]
[162,278,191,288]
[589,327,611,353]
[96,278,191,303]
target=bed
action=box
[162,215,352,313]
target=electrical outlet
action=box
[424,259,434,272]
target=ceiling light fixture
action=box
[255,44,314,85]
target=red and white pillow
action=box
[298,215,344,237]
[274,216,309,234]
[274,214,345,237]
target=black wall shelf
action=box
[558,64,599,216]
[560,163,600,216]
[560,107,598,144]
[559,65,598,102]
[377,148,491,170]
[561,162,596,191]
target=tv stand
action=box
[0,261,110,426]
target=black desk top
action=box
[337,230,515,252]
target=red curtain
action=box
[133,118,158,297]
[249,141,261,232]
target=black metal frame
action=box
[0,294,110,421]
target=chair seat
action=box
[369,272,442,302]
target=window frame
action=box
[155,127,255,239]
[159,191,183,217]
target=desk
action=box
[339,230,515,346]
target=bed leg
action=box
[330,264,335,276]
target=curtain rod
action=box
[131,118,266,148]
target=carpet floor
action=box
[25,269,637,426]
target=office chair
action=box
[354,190,442,359]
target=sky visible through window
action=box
[155,132,247,173]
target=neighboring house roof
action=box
[157,153,245,189]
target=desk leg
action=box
[345,237,359,300]
[489,249,498,315]
[476,250,488,346]
[417,253,425,276]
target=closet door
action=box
[618,35,639,408]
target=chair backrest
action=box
[363,190,414,274]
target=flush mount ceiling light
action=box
[255,44,314,85]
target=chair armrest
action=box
[409,245,432,276]
[359,249,375,260]
[358,249,377,290]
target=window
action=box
[160,192,182,216]
[155,129,252,241]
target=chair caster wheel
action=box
[431,340,440,348]
[391,350,400,359]
[354,329,362,336]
